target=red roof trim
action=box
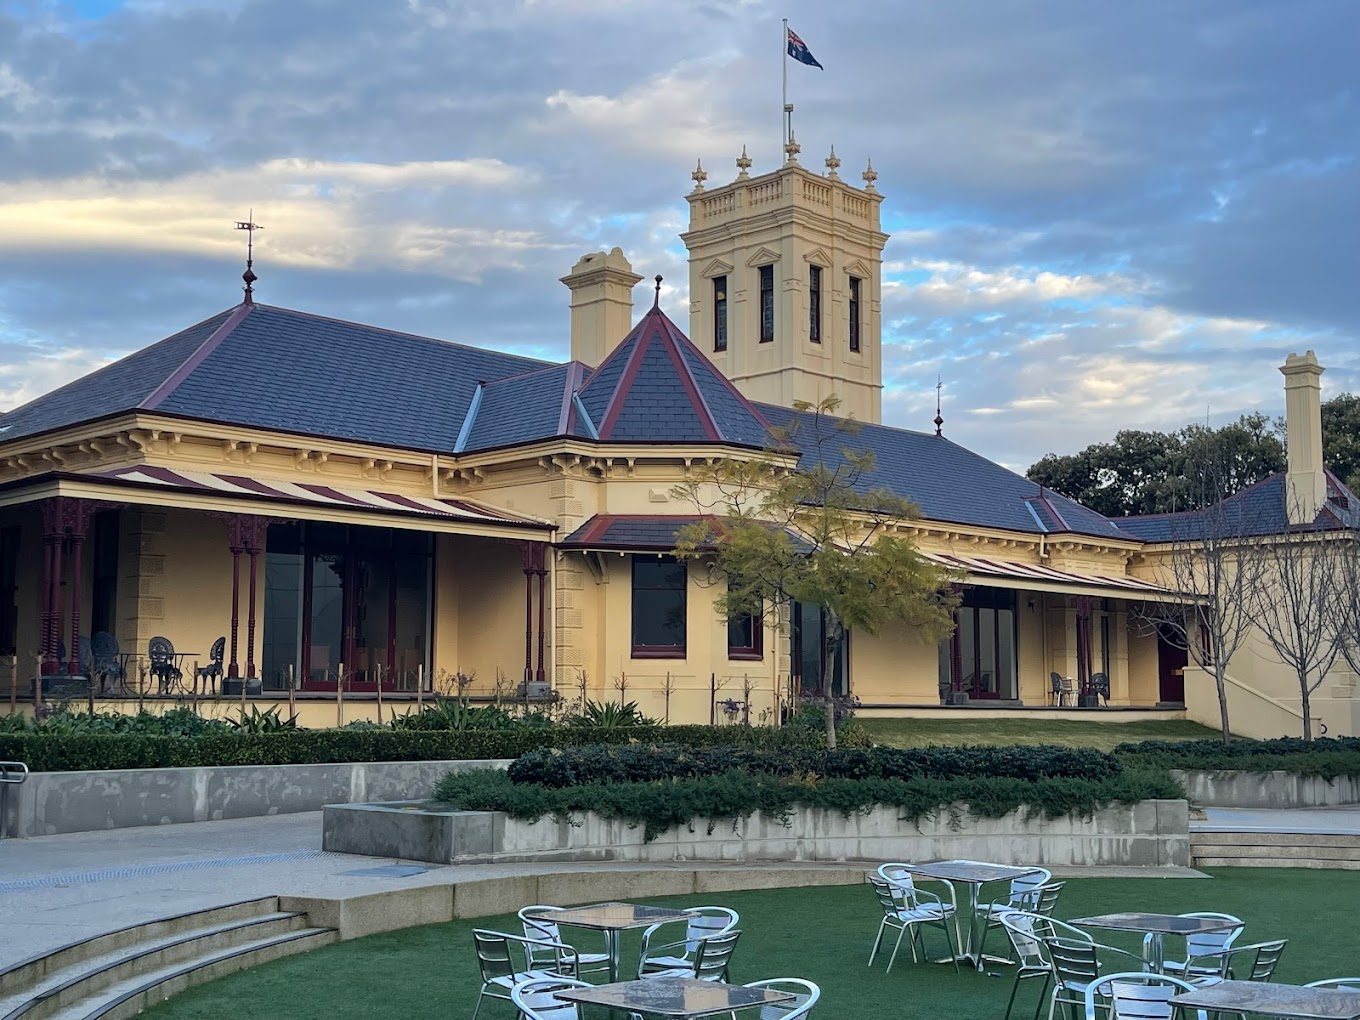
[142,303,253,409]
[668,317,774,434]
[598,317,656,438]
[656,318,721,442]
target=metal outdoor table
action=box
[522,902,697,983]
[1068,912,1239,974]
[555,977,795,1019]
[906,861,1043,971]
[1169,980,1360,1020]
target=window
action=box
[808,265,822,343]
[631,556,687,657]
[848,276,862,352]
[759,265,775,343]
[712,276,728,352]
[792,601,849,696]
[937,588,1017,700]
[727,609,763,660]
[91,510,119,636]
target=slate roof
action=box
[1115,471,1360,541]
[574,302,773,447]
[458,362,594,453]
[755,404,1129,539]
[560,514,719,551]
[0,303,551,450]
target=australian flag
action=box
[786,27,823,69]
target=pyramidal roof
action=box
[574,300,772,447]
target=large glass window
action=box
[713,275,728,353]
[792,601,849,697]
[938,588,1018,700]
[848,276,862,352]
[632,556,687,657]
[808,265,822,343]
[262,523,431,691]
[759,265,775,343]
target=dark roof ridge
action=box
[143,303,254,408]
[250,303,552,371]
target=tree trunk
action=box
[1300,672,1313,741]
[821,612,843,751]
[1211,665,1231,744]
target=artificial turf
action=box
[858,717,1220,752]
[143,869,1360,1020]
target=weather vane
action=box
[934,375,945,437]
[235,211,263,304]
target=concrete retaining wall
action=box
[323,798,1191,868]
[0,759,510,838]
[1175,769,1360,809]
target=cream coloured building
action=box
[0,148,1352,736]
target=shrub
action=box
[506,742,1123,788]
[390,701,519,731]
[1115,736,1360,780]
[435,767,1182,842]
[565,700,658,729]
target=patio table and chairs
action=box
[1081,971,1206,1020]
[519,905,614,979]
[520,902,699,984]
[996,911,1098,1020]
[470,928,580,1020]
[552,976,800,1019]
[1068,912,1242,975]
[1169,979,1360,1020]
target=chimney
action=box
[561,247,642,367]
[1279,350,1327,524]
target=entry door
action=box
[1156,626,1187,704]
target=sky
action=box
[1,0,1356,471]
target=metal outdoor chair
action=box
[517,905,612,978]
[1090,672,1110,706]
[866,873,960,973]
[195,637,226,695]
[997,912,1096,1020]
[1150,912,1243,982]
[1050,673,1064,706]
[91,631,126,692]
[1306,978,1360,990]
[470,929,579,1020]
[1217,939,1287,983]
[976,869,1054,961]
[741,978,821,1020]
[1046,936,1149,1020]
[639,928,741,982]
[637,906,739,979]
[148,636,183,694]
[1060,676,1076,706]
[509,976,592,1020]
[1083,972,1207,1020]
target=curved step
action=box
[46,928,336,1020]
[0,898,280,994]
[1,913,309,1020]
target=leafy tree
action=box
[1321,393,1360,494]
[673,397,957,749]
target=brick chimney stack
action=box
[1280,350,1327,524]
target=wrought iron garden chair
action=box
[636,906,739,979]
[470,929,578,1020]
[517,904,612,978]
[976,869,1053,961]
[1050,673,1065,706]
[148,636,183,694]
[866,873,960,973]
[741,978,821,1020]
[1045,935,1149,1020]
[1149,912,1243,982]
[91,631,126,693]
[1090,672,1111,706]
[509,976,593,1020]
[194,637,226,695]
[1082,971,1207,1020]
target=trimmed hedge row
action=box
[1115,737,1360,779]
[435,767,1182,842]
[0,724,821,773]
[507,743,1123,788]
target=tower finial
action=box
[653,274,663,309]
[234,211,263,305]
[783,130,801,166]
[691,159,708,193]
[825,145,841,180]
[861,157,877,191]
[934,375,944,437]
[735,145,752,179]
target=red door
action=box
[1156,627,1187,704]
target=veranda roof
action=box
[923,551,1192,602]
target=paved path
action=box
[1195,805,1360,835]
[0,813,1206,970]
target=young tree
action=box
[1333,523,1360,689]
[1249,508,1345,740]
[1133,451,1269,742]
[673,397,957,749]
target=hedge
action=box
[1115,737,1360,780]
[0,724,821,773]
[506,743,1123,788]
[435,767,1183,842]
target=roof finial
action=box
[825,145,841,180]
[861,157,878,191]
[234,211,263,305]
[653,274,663,309]
[735,145,752,179]
[783,130,801,166]
[934,375,944,437]
[690,158,708,193]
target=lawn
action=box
[145,870,1360,1020]
[859,717,1220,752]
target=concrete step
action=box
[1191,829,1360,869]
[43,927,336,1020]
[1194,856,1360,870]
[0,912,310,1020]
[0,897,280,994]
[1190,830,1360,847]
[1192,843,1360,861]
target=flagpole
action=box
[781,17,789,150]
